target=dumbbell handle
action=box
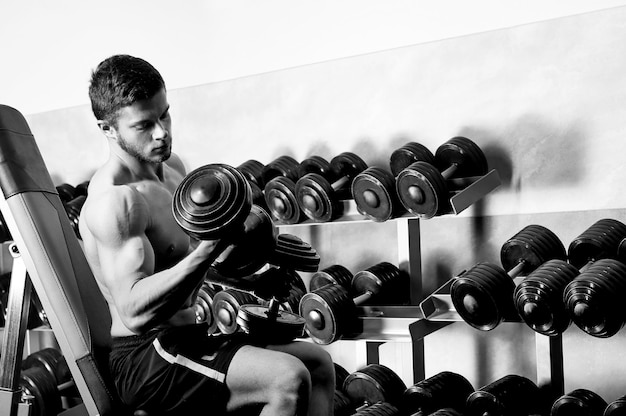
[353,291,374,306]
[330,175,351,192]
[507,261,526,279]
[264,297,282,321]
[440,163,459,180]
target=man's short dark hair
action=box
[89,54,166,126]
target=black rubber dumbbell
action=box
[351,142,435,222]
[236,159,268,211]
[20,348,74,416]
[605,394,626,415]
[563,218,626,338]
[265,155,334,224]
[395,136,488,219]
[309,264,354,293]
[193,280,221,334]
[465,375,544,416]
[300,262,407,344]
[513,259,579,336]
[173,164,306,343]
[401,371,474,415]
[296,152,368,222]
[551,388,607,416]
[451,224,566,331]
[343,364,407,410]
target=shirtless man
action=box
[79,54,335,416]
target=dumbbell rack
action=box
[281,168,503,383]
[418,275,564,395]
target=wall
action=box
[11,3,626,408]
[3,1,626,115]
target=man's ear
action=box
[97,120,116,139]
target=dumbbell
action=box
[194,281,222,334]
[343,364,407,410]
[268,233,321,273]
[74,180,89,198]
[55,183,77,203]
[172,163,306,342]
[252,266,307,314]
[451,224,567,331]
[309,264,354,293]
[236,159,268,211]
[20,348,74,416]
[563,218,626,337]
[395,136,488,219]
[605,394,626,415]
[401,371,474,415]
[300,262,407,344]
[265,155,335,224]
[513,259,579,336]
[465,374,543,416]
[213,288,264,335]
[296,152,368,222]
[352,142,435,222]
[333,363,357,416]
[63,194,86,239]
[551,388,607,416]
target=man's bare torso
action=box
[79,156,194,337]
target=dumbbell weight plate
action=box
[450,262,516,331]
[309,264,354,292]
[20,366,61,416]
[343,363,407,407]
[237,159,265,188]
[567,218,626,270]
[299,284,357,345]
[236,304,305,344]
[352,262,407,305]
[466,375,541,416]
[264,176,303,224]
[389,142,436,177]
[395,161,448,219]
[296,153,367,222]
[514,259,579,336]
[269,233,321,272]
[195,282,221,333]
[500,225,567,274]
[261,155,300,185]
[551,388,608,416]
[212,205,277,278]
[172,163,252,240]
[434,136,488,178]
[563,258,626,337]
[352,167,400,222]
[401,371,474,415]
[23,348,71,386]
[213,289,261,334]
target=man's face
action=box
[109,88,172,164]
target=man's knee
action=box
[272,355,312,395]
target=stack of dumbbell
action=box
[256,136,491,225]
[444,218,626,339]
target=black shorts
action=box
[109,324,250,415]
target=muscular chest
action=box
[139,184,190,268]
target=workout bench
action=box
[0,105,130,416]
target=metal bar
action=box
[535,333,564,397]
[448,169,501,215]
[0,245,33,416]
